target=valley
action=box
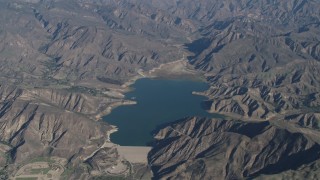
[104,78,213,146]
[0,0,320,179]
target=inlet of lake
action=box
[103,78,216,146]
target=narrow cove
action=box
[103,78,215,146]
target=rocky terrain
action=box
[149,116,320,179]
[1,0,187,86]
[0,0,196,178]
[185,0,320,123]
[0,83,127,178]
[147,0,320,179]
[0,0,320,179]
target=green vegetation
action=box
[0,168,8,180]
[43,60,58,73]
[0,141,11,147]
[96,76,122,85]
[67,86,101,96]
[30,168,51,174]
[93,176,126,180]
[41,57,62,80]
[0,49,15,57]
[60,166,74,180]
[5,153,12,164]
[16,178,38,180]
[28,157,55,164]
[17,157,54,173]
[0,150,13,165]
[122,160,132,175]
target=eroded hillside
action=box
[0,0,320,179]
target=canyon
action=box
[0,0,320,179]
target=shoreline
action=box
[105,58,205,117]
[96,57,213,170]
[102,57,209,145]
[95,100,137,120]
[107,125,118,142]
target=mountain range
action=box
[0,0,320,179]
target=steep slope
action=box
[0,0,195,178]
[1,0,187,87]
[1,0,320,179]
[149,117,320,179]
[0,83,123,165]
[185,0,320,123]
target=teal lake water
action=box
[103,78,214,146]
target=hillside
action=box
[0,0,320,179]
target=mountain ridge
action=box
[0,0,320,179]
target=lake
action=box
[103,78,214,146]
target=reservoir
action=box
[103,78,214,146]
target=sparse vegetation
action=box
[0,168,8,180]
[28,157,55,164]
[93,175,126,180]
[16,178,38,180]
[60,166,74,180]
[0,0,320,179]
[30,168,51,174]
[68,86,100,96]
[41,58,61,79]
